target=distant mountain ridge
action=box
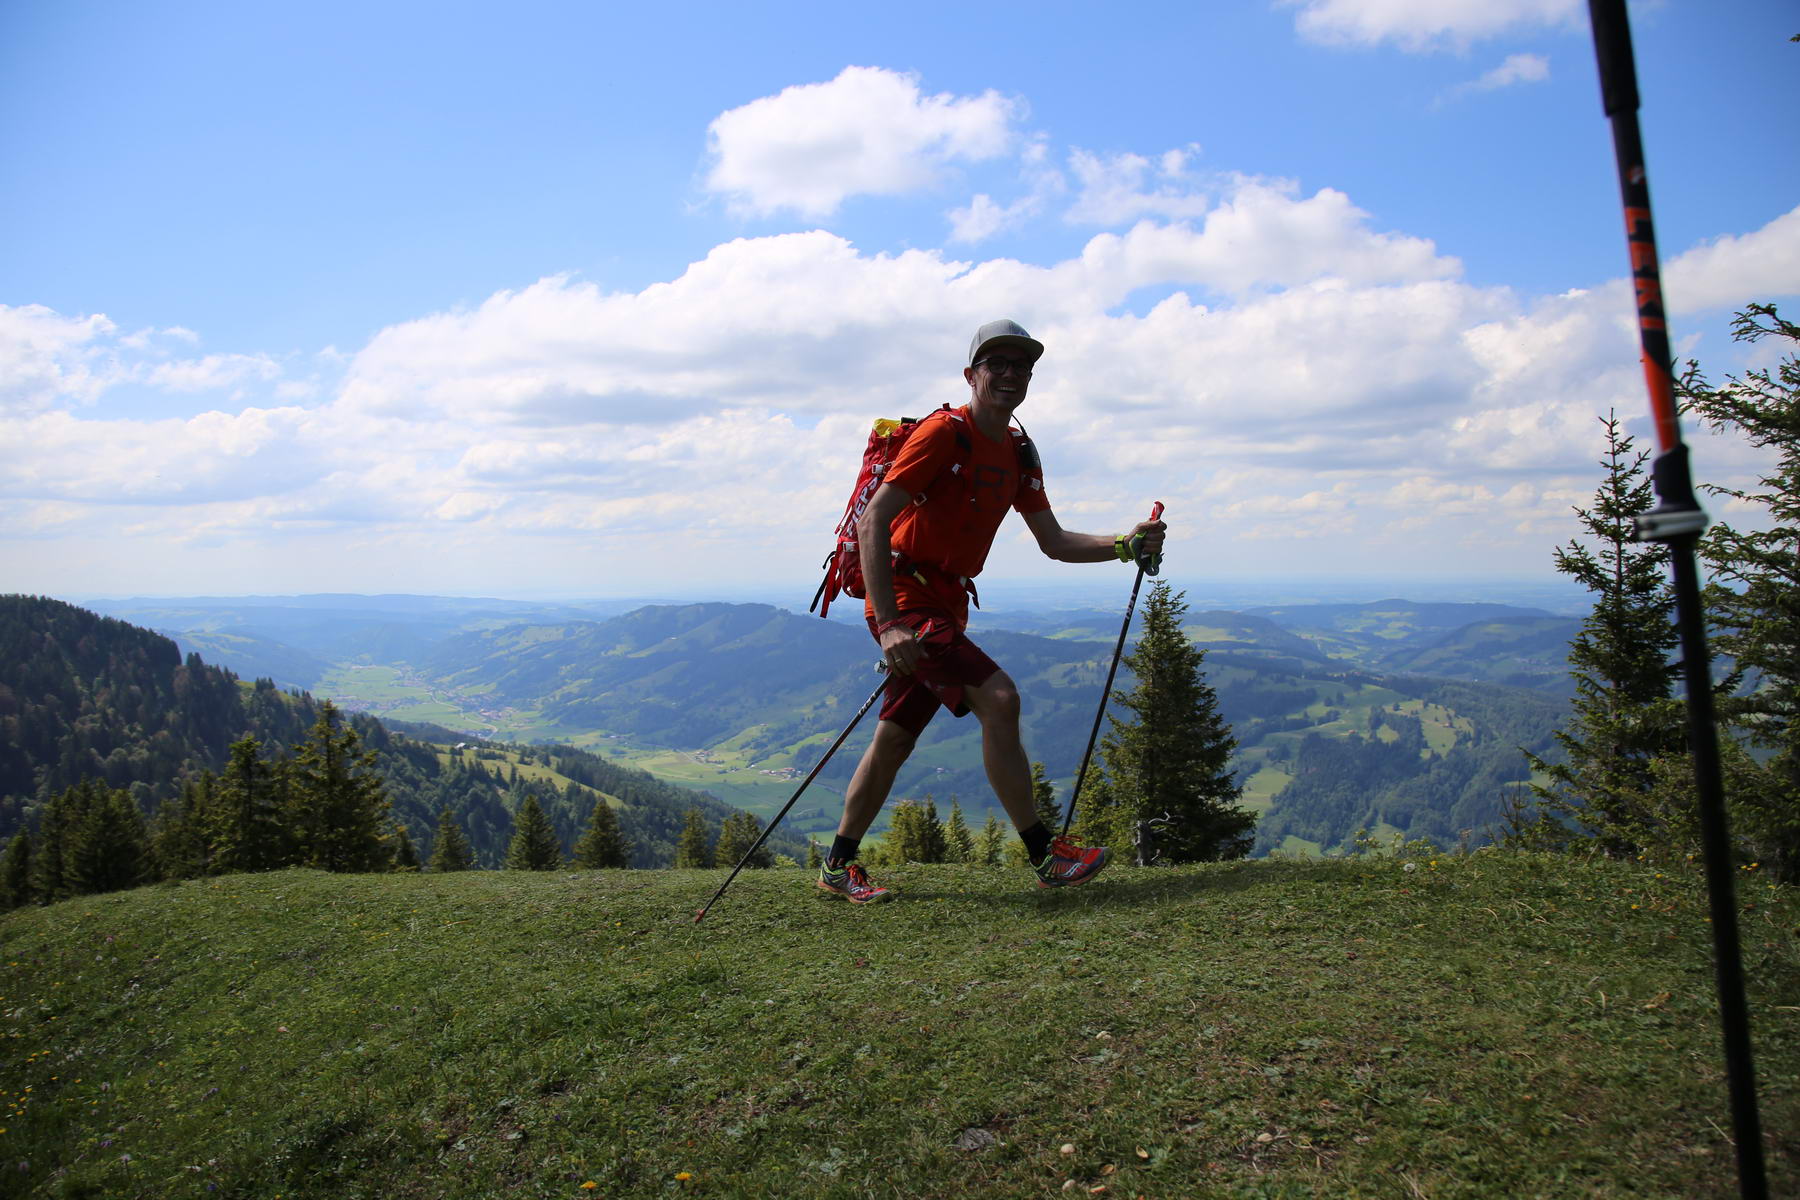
[45,591,1579,855]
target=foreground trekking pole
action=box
[1061,501,1163,837]
[694,666,887,923]
[1586,4,1765,1195]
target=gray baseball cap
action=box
[968,319,1044,367]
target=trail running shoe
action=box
[816,861,892,904]
[1035,835,1110,888]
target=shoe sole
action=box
[816,880,892,904]
[1036,854,1111,889]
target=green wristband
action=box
[1114,533,1133,562]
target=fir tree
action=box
[943,798,975,864]
[884,797,947,863]
[805,838,822,870]
[153,773,213,880]
[1070,769,1126,856]
[714,810,771,869]
[504,793,563,870]
[1030,762,1060,829]
[390,821,421,871]
[977,814,1006,866]
[210,737,285,873]
[1680,303,1800,879]
[1090,582,1254,862]
[428,807,475,872]
[71,784,150,896]
[1,832,32,909]
[1523,412,1684,855]
[289,702,392,872]
[674,807,714,868]
[31,779,98,902]
[573,798,631,868]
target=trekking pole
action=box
[1586,4,1765,1196]
[1061,501,1163,837]
[695,665,888,923]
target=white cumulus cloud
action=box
[1283,0,1582,51]
[9,186,1797,593]
[1064,146,1213,226]
[0,305,122,416]
[704,66,1021,217]
[1665,205,1800,315]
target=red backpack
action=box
[810,405,1035,618]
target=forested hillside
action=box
[416,601,1565,853]
[30,593,1579,857]
[0,596,795,872]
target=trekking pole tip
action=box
[693,909,707,923]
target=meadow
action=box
[3,851,1795,1197]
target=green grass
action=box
[3,854,1796,1198]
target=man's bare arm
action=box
[1023,508,1166,564]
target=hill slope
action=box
[3,856,1794,1198]
[0,595,790,869]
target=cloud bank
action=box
[8,59,1797,597]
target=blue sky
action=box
[3,0,1796,603]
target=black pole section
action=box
[694,668,887,923]
[1061,501,1163,837]
[1586,4,1766,1195]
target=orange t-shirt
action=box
[869,406,1050,622]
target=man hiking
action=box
[818,319,1167,903]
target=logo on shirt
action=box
[970,464,1013,513]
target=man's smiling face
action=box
[965,353,1035,413]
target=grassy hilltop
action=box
[2,854,1796,1198]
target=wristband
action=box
[876,618,912,637]
[1114,533,1133,562]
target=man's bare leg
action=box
[961,670,1039,831]
[963,668,1111,885]
[836,719,917,841]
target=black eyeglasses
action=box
[974,356,1034,377]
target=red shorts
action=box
[867,609,1001,737]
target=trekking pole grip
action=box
[1139,501,1164,576]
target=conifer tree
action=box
[1524,412,1684,854]
[1680,303,1800,879]
[0,833,32,909]
[31,778,96,902]
[1070,769,1127,856]
[714,810,771,869]
[1091,582,1254,862]
[504,793,563,870]
[884,798,945,863]
[977,814,1006,866]
[428,807,475,872]
[71,784,150,896]
[289,702,392,872]
[805,838,822,870]
[390,821,421,871]
[210,737,284,873]
[919,797,948,863]
[944,798,975,864]
[153,773,213,880]
[1030,761,1060,829]
[573,798,631,868]
[674,807,713,868]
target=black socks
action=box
[1019,821,1052,866]
[827,835,861,869]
